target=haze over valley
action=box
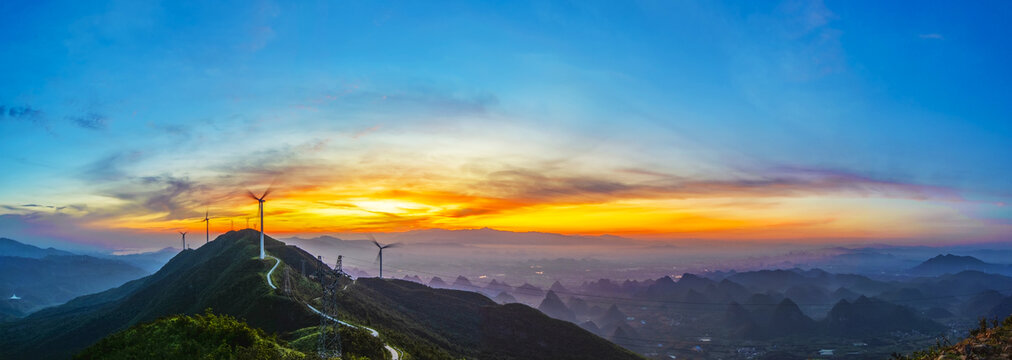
[2,0,1012,359]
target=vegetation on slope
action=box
[0,230,317,359]
[895,315,1012,359]
[75,311,303,360]
[3,230,642,360]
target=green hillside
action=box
[74,311,304,360]
[0,229,315,359]
[1,229,642,360]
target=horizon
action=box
[2,0,1011,253]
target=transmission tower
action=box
[283,266,292,294]
[316,256,342,359]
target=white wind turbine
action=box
[202,209,211,244]
[178,231,187,251]
[247,187,272,260]
[370,234,400,278]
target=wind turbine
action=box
[370,234,400,278]
[179,231,187,251]
[201,210,211,244]
[247,187,271,260]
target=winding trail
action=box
[265,255,400,360]
[265,256,280,289]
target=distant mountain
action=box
[549,280,569,294]
[823,296,944,336]
[567,296,589,316]
[485,279,513,294]
[724,302,762,339]
[0,254,147,316]
[105,247,177,273]
[429,276,448,288]
[988,296,1012,320]
[452,275,475,289]
[515,283,545,297]
[597,304,628,327]
[537,290,575,322]
[579,278,623,294]
[767,299,816,337]
[963,290,1005,318]
[579,320,601,335]
[493,291,517,304]
[383,227,635,247]
[281,235,375,249]
[910,254,1009,276]
[0,238,73,258]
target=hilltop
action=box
[0,238,74,258]
[910,254,1011,276]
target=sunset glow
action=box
[2,1,1010,252]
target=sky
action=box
[1,0,1011,252]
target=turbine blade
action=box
[384,242,402,249]
[372,240,382,248]
[246,190,259,200]
[261,185,273,199]
[374,251,382,264]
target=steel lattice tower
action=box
[316,256,342,359]
[283,266,291,294]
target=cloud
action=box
[472,165,958,206]
[80,151,145,181]
[1,105,46,127]
[918,33,944,40]
[68,112,108,130]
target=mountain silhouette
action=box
[910,254,1004,275]
[597,304,628,327]
[537,290,576,322]
[429,276,448,288]
[0,238,74,258]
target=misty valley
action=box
[3,231,1012,359]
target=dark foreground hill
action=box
[336,277,642,360]
[0,230,318,359]
[0,229,642,360]
[895,315,1012,359]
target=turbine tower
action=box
[201,210,211,244]
[247,188,271,259]
[370,235,400,278]
[178,231,187,251]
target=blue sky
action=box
[1,0,1010,251]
